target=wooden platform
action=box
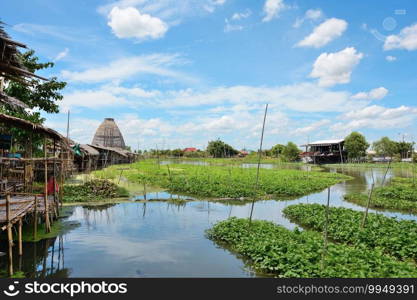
[0,194,55,231]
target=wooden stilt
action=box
[6,194,13,276]
[44,138,51,233]
[18,218,23,256]
[33,195,38,240]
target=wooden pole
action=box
[33,195,38,240]
[60,161,64,207]
[6,194,13,276]
[44,138,51,233]
[249,104,268,224]
[338,142,344,164]
[361,183,374,229]
[18,218,23,256]
[321,187,331,270]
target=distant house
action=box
[238,150,249,157]
[183,147,198,153]
[300,139,346,164]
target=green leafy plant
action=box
[283,203,417,262]
[63,179,129,203]
[207,217,417,277]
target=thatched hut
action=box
[92,118,126,148]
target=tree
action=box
[270,144,285,158]
[3,50,66,124]
[281,142,301,162]
[206,139,238,158]
[344,132,369,161]
[396,141,414,159]
[373,137,397,158]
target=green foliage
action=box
[270,144,285,158]
[93,160,350,199]
[4,50,66,123]
[344,177,417,214]
[206,139,238,158]
[284,203,417,262]
[63,179,129,203]
[373,137,398,158]
[281,142,301,162]
[206,217,417,277]
[344,132,369,160]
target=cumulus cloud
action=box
[297,18,347,48]
[351,87,388,101]
[107,6,168,40]
[310,47,364,87]
[61,53,192,83]
[262,0,286,22]
[384,23,417,51]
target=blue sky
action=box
[2,0,417,150]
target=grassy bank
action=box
[93,160,351,199]
[344,177,417,214]
[283,203,417,262]
[63,179,129,203]
[206,218,417,277]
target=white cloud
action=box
[54,48,69,61]
[351,87,388,101]
[305,9,323,20]
[310,47,364,87]
[262,0,286,22]
[293,9,323,28]
[61,90,129,111]
[385,55,397,62]
[61,53,192,83]
[231,9,251,20]
[297,18,347,48]
[332,105,417,133]
[384,23,417,51]
[224,19,244,32]
[108,6,168,40]
[294,119,331,135]
[158,82,364,113]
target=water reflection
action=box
[1,165,416,277]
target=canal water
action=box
[1,164,415,277]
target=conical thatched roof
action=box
[91,118,126,148]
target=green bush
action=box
[63,179,129,203]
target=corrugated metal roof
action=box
[302,139,344,147]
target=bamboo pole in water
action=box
[321,187,331,270]
[33,195,38,240]
[361,183,375,229]
[249,104,268,224]
[6,194,13,276]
